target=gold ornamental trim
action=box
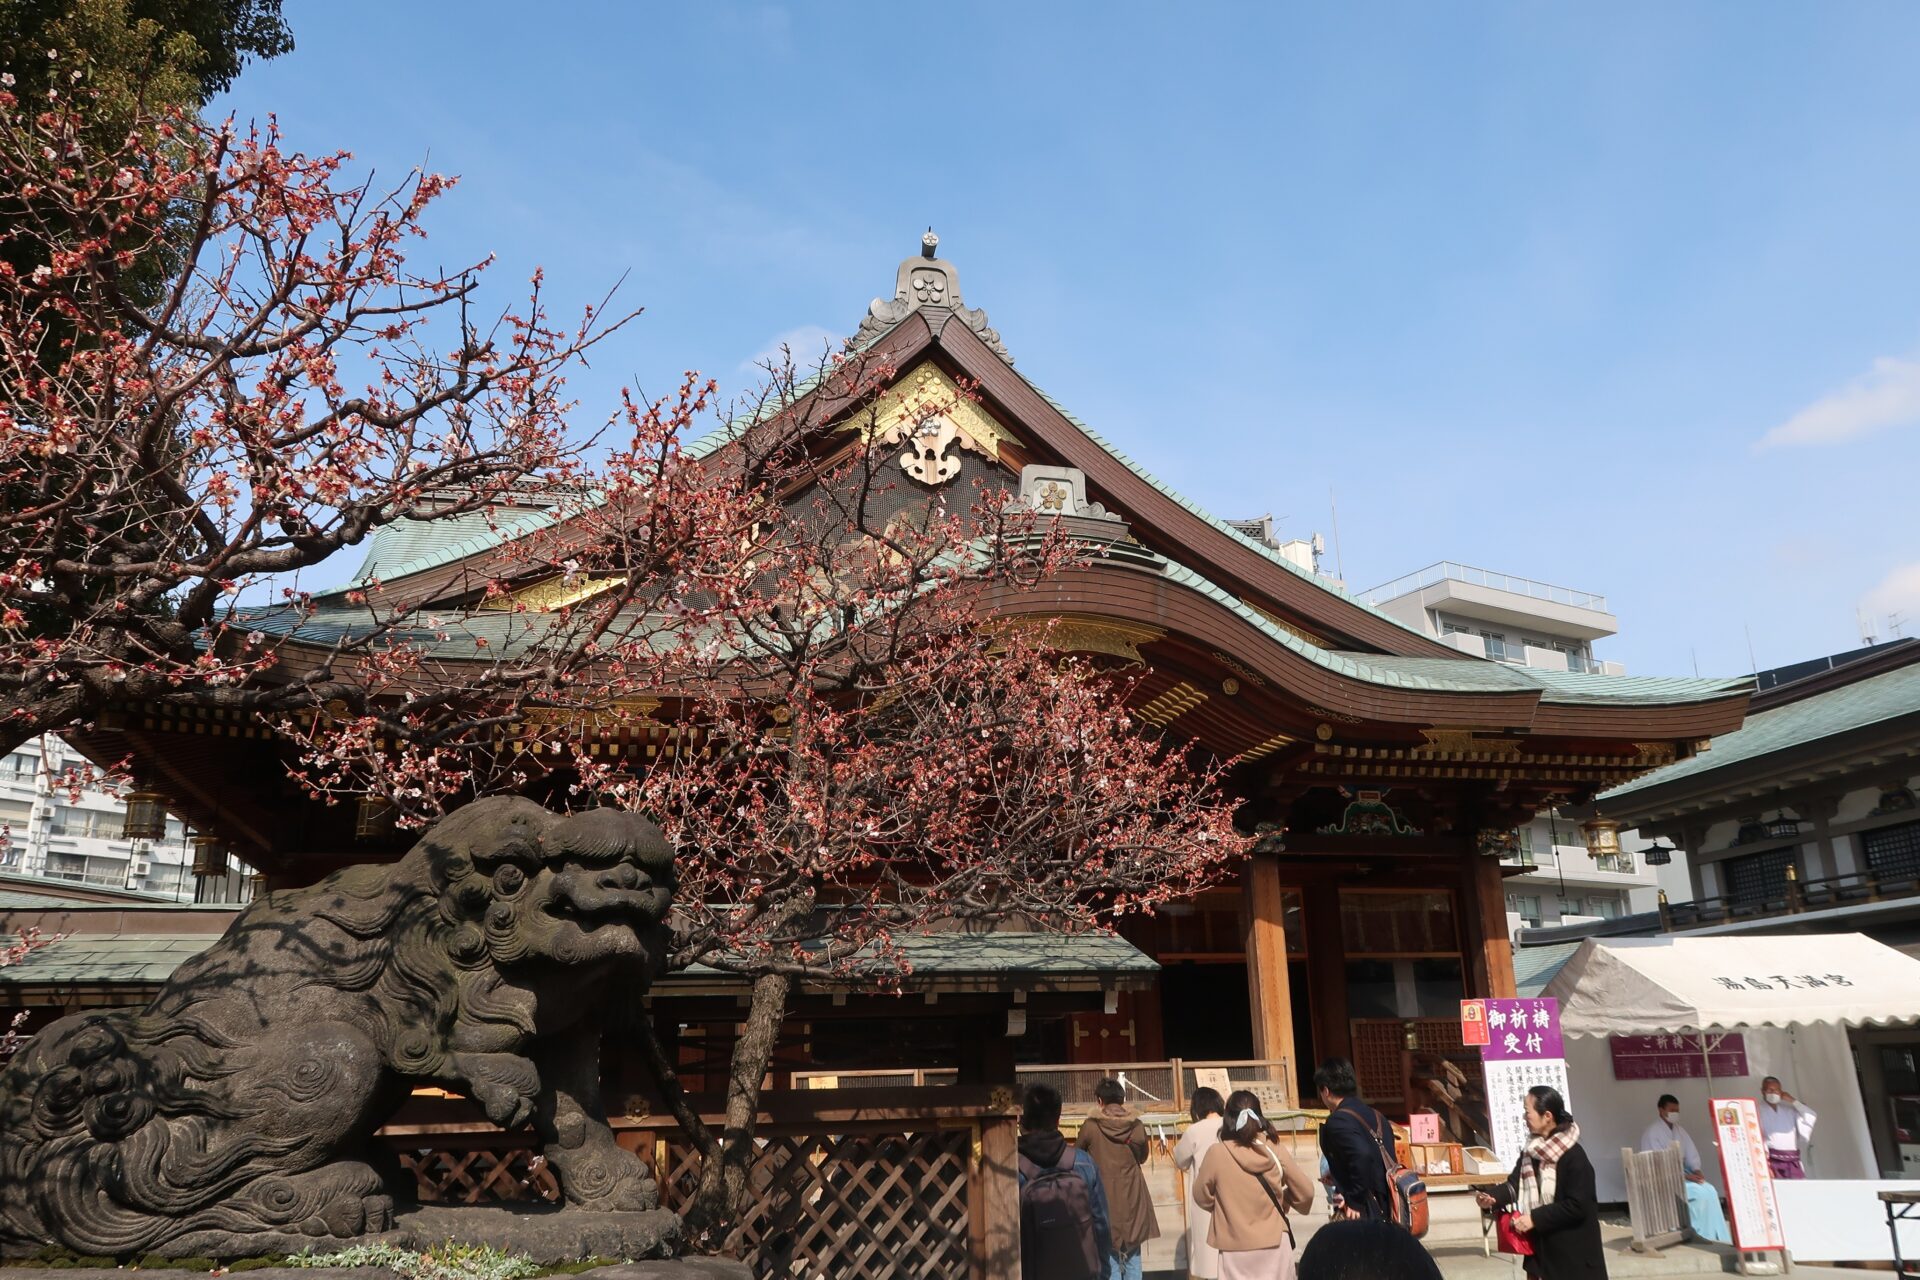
[481,574,627,612]
[1010,615,1165,666]
[1135,681,1208,728]
[844,361,1017,459]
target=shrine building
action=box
[8,235,1752,1118]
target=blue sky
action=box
[215,2,1920,678]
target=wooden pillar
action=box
[1465,850,1517,999]
[1303,884,1350,1062]
[975,1111,1023,1280]
[1244,853,1296,1075]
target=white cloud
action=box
[1863,562,1920,634]
[1759,352,1920,448]
[737,325,841,378]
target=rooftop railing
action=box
[1362,561,1609,612]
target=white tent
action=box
[1545,933,1920,1035]
[1538,933,1920,1204]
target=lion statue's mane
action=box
[0,798,673,1257]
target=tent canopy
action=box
[1541,933,1920,1036]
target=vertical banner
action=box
[1712,1097,1786,1252]
[1479,997,1571,1168]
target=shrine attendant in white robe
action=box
[1757,1076,1816,1179]
[1636,1095,1729,1243]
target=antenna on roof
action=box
[1328,487,1347,584]
[1858,607,1878,647]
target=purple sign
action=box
[1609,1033,1749,1081]
[1481,997,1563,1061]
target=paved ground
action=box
[1145,1190,1875,1278]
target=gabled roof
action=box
[257,236,1748,750]
[344,505,558,590]
[1600,643,1920,805]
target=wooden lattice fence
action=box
[377,1088,1022,1280]
[658,1128,973,1279]
[389,1135,559,1204]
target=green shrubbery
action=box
[289,1242,543,1280]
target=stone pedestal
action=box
[371,1205,687,1264]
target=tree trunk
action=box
[634,1008,714,1158]
[682,970,792,1244]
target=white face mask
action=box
[1763,1092,1782,1105]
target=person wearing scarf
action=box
[1477,1086,1608,1279]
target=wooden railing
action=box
[377,1087,1021,1280]
[1662,867,1920,931]
[788,1058,1296,1113]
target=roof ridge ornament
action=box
[855,228,1015,365]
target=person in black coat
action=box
[1478,1086,1608,1279]
[1314,1057,1392,1222]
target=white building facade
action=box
[0,736,251,901]
[1362,561,1666,935]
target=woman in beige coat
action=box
[1174,1087,1227,1279]
[1192,1090,1315,1280]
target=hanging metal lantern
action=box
[120,789,168,841]
[1763,811,1804,842]
[1580,817,1623,859]
[355,794,397,840]
[1643,841,1677,867]
[190,834,230,878]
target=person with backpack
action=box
[1191,1089,1315,1280]
[1019,1082,1114,1280]
[1475,1086,1607,1279]
[1174,1086,1227,1279]
[1077,1077,1162,1280]
[1313,1058,1392,1223]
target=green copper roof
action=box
[1603,656,1920,800]
[1021,382,1430,637]
[0,890,108,909]
[1514,941,1583,997]
[0,934,216,985]
[0,928,1153,990]
[1154,557,1746,705]
[332,505,563,596]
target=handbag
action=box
[1494,1210,1534,1256]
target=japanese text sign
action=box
[1485,1058,1572,1168]
[1610,1033,1748,1081]
[1480,997,1562,1062]
[1709,973,1852,993]
[1713,1097,1785,1251]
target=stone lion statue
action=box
[0,798,674,1257]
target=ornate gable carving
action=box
[854,231,1013,364]
[845,361,1017,488]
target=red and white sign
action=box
[1461,998,1489,1046]
[1712,1097,1785,1252]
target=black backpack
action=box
[1018,1146,1102,1280]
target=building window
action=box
[1722,848,1796,907]
[1588,895,1622,919]
[1862,821,1920,885]
[1506,893,1542,928]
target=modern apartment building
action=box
[0,735,252,902]
[1362,562,1661,933]
[1362,560,1626,676]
